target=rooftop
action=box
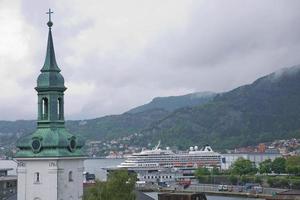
[0,175,17,182]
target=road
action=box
[163,183,286,197]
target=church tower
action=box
[15,9,85,200]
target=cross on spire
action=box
[46,8,53,22]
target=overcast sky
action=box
[1,0,300,120]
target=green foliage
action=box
[211,167,220,175]
[267,177,289,188]
[286,156,300,175]
[231,158,257,176]
[271,157,286,174]
[287,165,300,176]
[195,167,211,183]
[240,175,250,184]
[259,159,272,174]
[195,167,211,176]
[195,167,210,182]
[196,175,210,183]
[229,175,238,185]
[291,179,300,189]
[254,176,263,184]
[84,170,137,200]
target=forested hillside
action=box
[134,66,300,149]
[1,66,300,151]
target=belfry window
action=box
[57,98,63,120]
[42,98,48,120]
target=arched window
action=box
[57,98,63,120]
[41,98,48,120]
[34,172,40,183]
[68,171,73,182]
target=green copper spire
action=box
[36,9,66,128]
[41,9,60,72]
[15,9,85,158]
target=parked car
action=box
[237,185,243,192]
[218,184,228,191]
[218,185,223,191]
[253,186,263,193]
[222,185,228,191]
[244,183,260,191]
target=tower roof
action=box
[36,11,66,91]
[15,9,85,159]
[41,26,61,72]
[41,8,60,72]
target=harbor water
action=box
[84,158,124,180]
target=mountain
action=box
[127,92,216,113]
[134,66,300,150]
[0,92,216,147]
[66,109,169,140]
[0,120,35,146]
[1,66,300,152]
[0,109,170,147]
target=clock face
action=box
[32,139,41,153]
[69,139,76,152]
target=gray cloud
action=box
[0,0,300,120]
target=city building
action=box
[0,160,17,176]
[0,168,17,199]
[15,10,85,200]
[221,152,281,170]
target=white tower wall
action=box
[17,158,84,200]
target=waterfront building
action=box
[221,152,281,170]
[0,160,17,176]
[15,10,85,200]
[257,143,266,153]
[0,168,17,199]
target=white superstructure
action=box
[118,142,221,171]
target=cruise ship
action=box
[118,142,221,171]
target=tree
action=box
[84,170,137,200]
[271,157,286,174]
[195,167,210,183]
[286,156,300,175]
[231,158,257,176]
[212,167,220,175]
[229,175,238,185]
[259,159,272,174]
[195,167,210,176]
[84,180,110,200]
[107,170,137,200]
[254,176,263,184]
